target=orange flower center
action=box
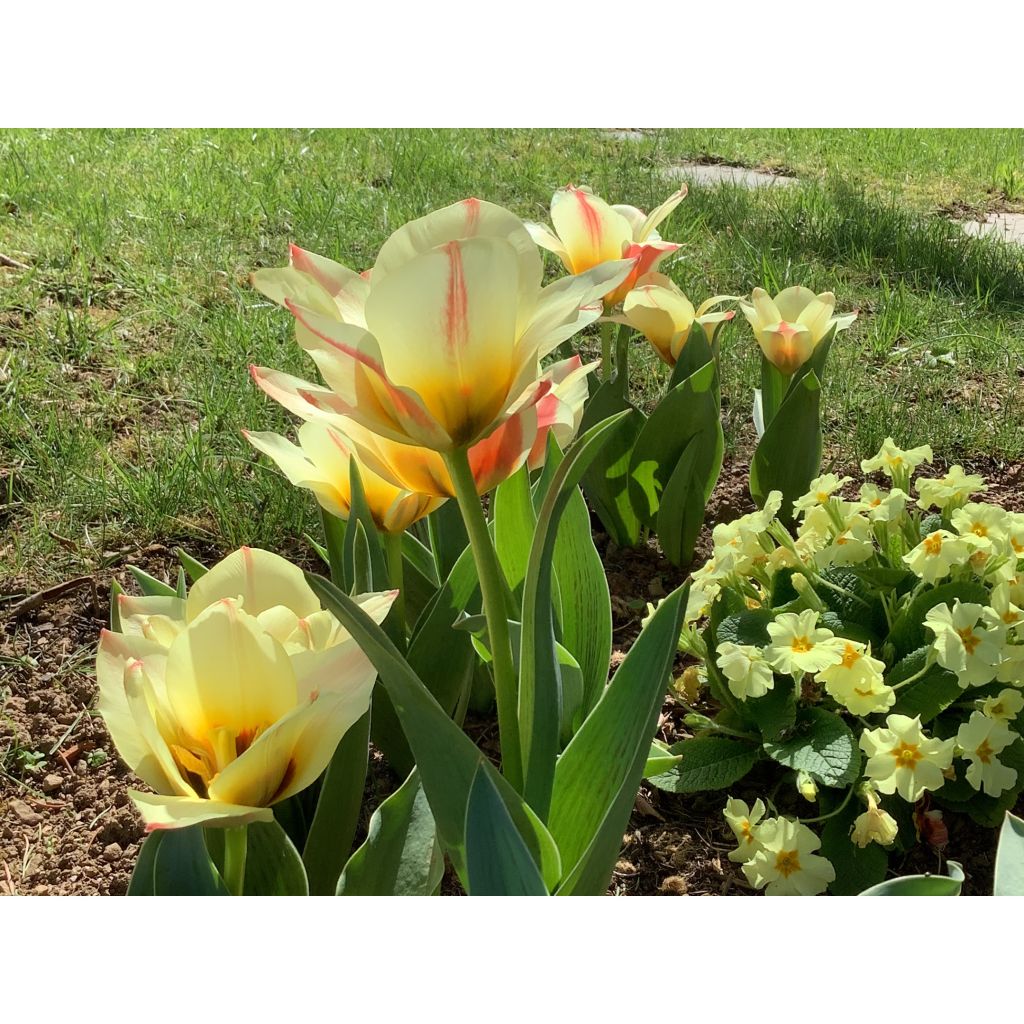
[892,742,922,769]
[841,643,861,670]
[791,636,813,653]
[976,739,994,765]
[957,626,980,655]
[923,532,943,556]
[774,850,801,878]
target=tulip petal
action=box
[249,365,346,426]
[244,428,349,519]
[130,791,274,831]
[635,187,687,242]
[610,204,647,236]
[285,302,452,449]
[287,244,370,326]
[523,220,572,271]
[373,197,543,318]
[467,396,542,494]
[773,286,818,323]
[96,629,173,788]
[364,236,523,447]
[251,266,343,321]
[550,186,633,274]
[748,287,782,327]
[527,355,594,468]
[186,547,321,621]
[795,292,836,342]
[166,601,298,741]
[116,594,187,646]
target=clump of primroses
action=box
[646,439,1024,895]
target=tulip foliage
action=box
[651,444,1024,895]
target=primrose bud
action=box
[796,770,818,802]
[683,713,715,730]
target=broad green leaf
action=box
[716,609,773,647]
[338,769,443,896]
[749,370,823,518]
[745,678,797,740]
[763,707,860,787]
[859,861,964,896]
[306,572,561,892]
[128,565,178,599]
[758,359,790,432]
[891,647,963,722]
[494,463,536,601]
[847,566,913,592]
[647,736,760,793]
[549,585,686,895]
[427,500,469,582]
[302,710,370,895]
[152,825,228,896]
[466,765,549,896]
[177,548,209,583]
[125,831,162,895]
[578,380,645,545]
[519,410,632,818]
[994,812,1024,896]
[887,580,990,656]
[815,567,886,637]
[819,800,888,895]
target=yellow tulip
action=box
[739,286,857,375]
[609,273,734,366]
[96,547,395,830]
[525,185,686,307]
[244,421,444,534]
[249,199,634,469]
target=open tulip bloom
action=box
[97,549,395,836]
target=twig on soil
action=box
[0,253,30,270]
[2,860,15,896]
[3,576,93,620]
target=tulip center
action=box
[774,850,801,878]
[170,723,269,797]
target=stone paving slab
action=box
[961,212,1024,245]
[663,162,797,188]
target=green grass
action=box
[2,128,1023,586]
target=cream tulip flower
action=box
[97,548,395,830]
[525,185,686,308]
[250,198,634,464]
[739,287,857,376]
[859,714,955,802]
[607,273,734,366]
[956,712,1019,797]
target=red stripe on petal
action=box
[462,197,481,235]
[574,188,603,248]
[442,241,470,353]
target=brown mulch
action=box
[1,459,1021,896]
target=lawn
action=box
[3,127,1024,590]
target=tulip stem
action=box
[443,447,523,791]
[384,531,406,643]
[223,825,247,896]
[600,320,614,382]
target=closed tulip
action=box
[249,199,634,476]
[739,286,856,375]
[526,185,686,307]
[97,547,395,830]
[610,273,734,366]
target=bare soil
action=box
[2,460,1021,896]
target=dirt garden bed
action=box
[3,457,1023,896]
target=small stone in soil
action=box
[102,842,122,862]
[42,773,63,792]
[9,799,44,826]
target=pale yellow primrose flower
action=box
[723,797,767,864]
[858,483,908,523]
[766,610,844,678]
[711,492,783,576]
[903,530,972,584]
[859,714,955,802]
[952,502,1009,556]
[525,185,686,308]
[716,642,776,701]
[1006,513,1024,560]
[860,438,933,481]
[739,287,856,376]
[608,273,734,366]
[817,641,895,715]
[851,790,899,849]
[982,688,1024,722]
[990,582,1024,632]
[997,644,1024,685]
[97,548,396,830]
[815,513,875,568]
[251,199,635,464]
[793,473,852,515]
[956,712,1019,797]
[741,817,836,896]
[915,466,987,513]
[925,601,1006,687]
